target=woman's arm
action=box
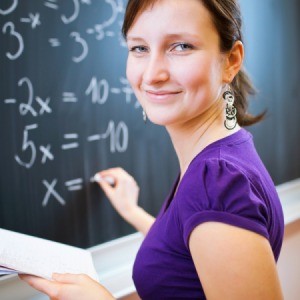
[96,168,155,235]
[20,167,154,298]
[189,222,284,299]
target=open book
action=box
[0,228,98,281]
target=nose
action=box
[143,52,170,85]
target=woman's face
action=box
[126,0,227,127]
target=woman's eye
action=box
[172,43,194,51]
[129,46,148,53]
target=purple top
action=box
[133,129,284,299]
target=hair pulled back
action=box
[122,0,265,126]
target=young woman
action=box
[21,0,285,299]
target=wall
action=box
[277,220,300,300]
[241,0,300,184]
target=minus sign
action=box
[87,135,101,142]
[86,28,94,34]
[4,99,16,104]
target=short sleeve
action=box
[179,159,270,249]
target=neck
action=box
[166,100,240,179]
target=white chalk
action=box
[92,174,115,186]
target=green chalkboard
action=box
[0,0,178,248]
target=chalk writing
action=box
[81,0,91,5]
[0,0,134,210]
[86,0,124,42]
[87,121,129,153]
[18,78,37,117]
[35,97,52,115]
[62,134,80,150]
[70,32,88,63]
[2,22,24,60]
[112,121,128,153]
[84,76,138,107]
[44,0,58,10]
[0,0,18,15]
[85,77,109,105]
[42,179,66,207]
[15,124,38,169]
[40,145,54,164]
[4,99,17,104]
[20,13,41,29]
[65,178,83,191]
[49,38,61,47]
[120,77,137,106]
[17,78,52,117]
[61,0,80,24]
[62,92,78,102]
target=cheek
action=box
[179,57,222,94]
[176,59,211,94]
[126,57,142,90]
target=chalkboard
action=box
[240,0,300,185]
[1,0,300,249]
[0,0,178,248]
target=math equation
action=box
[0,0,141,208]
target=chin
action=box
[147,114,179,127]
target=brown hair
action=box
[122,0,265,126]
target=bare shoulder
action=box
[189,222,284,300]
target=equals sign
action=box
[65,178,83,191]
[62,92,78,102]
[49,38,61,47]
[44,0,58,10]
[61,133,79,150]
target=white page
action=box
[0,229,98,281]
[0,265,17,275]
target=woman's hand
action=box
[95,168,140,222]
[19,273,115,300]
[96,167,155,235]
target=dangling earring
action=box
[142,110,147,123]
[223,87,237,130]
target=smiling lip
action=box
[145,90,182,102]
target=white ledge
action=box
[276,178,300,225]
[1,179,300,299]
[89,232,143,298]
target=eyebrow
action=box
[126,32,200,42]
[126,36,145,42]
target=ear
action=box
[222,41,244,84]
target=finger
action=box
[95,174,116,186]
[97,171,119,183]
[20,274,59,296]
[19,274,46,283]
[97,178,115,198]
[98,168,121,176]
[52,272,83,283]
[99,167,128,179]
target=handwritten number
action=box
[106,121,128,153]
[2,22,24,60]
[18,77,37,117]
[85,77,109,104]
[61,0,80,24]
[0,0,18,15]
[15,124,38,169]
[115,122,128,153]
[70,32,88,63]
